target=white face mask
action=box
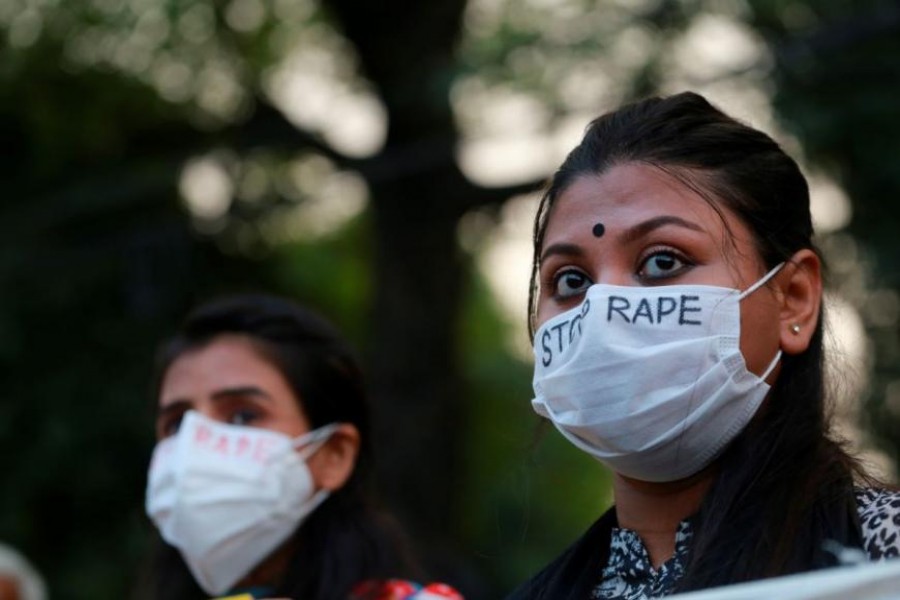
[145,410,336,595]
[532,265,783,482]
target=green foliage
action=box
[458,260,611,595]
[267,214,374,347]
[746,0,900,465]
[0,32,278,598]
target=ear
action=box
[776,249,822,355]
[306,423,361,492]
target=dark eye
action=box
[553,269,592,299]
[639,251,689,280]
[159,413,184,438]
[229,408,260,426]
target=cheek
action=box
[738,293,782,377]
[263,409,311,439]
[534,301,562,331]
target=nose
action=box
[185,403,221,425]
[593,269,634,287]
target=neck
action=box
[613,467,715,569]
[234,539,294,592]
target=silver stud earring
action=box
[790,324,801,334]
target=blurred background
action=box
[2,0,900,598]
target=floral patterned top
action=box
[591,520,693,600]
[591,488,900,599]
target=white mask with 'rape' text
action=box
[531,265,783,482]
[145,410,336,595]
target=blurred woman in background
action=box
[143,294,461,600]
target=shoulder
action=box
[505,508,617,600]
[855,487,900,560]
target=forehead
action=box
[159,335,291,401]
[545,163,739,243]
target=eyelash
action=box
[157,404,264,438]
[546,268,591,301]
[159,411,185,438]
[637,247,694,281]
[545,246,695,300]
[229,407,261,426]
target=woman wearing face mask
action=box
[143,295,462,600]
[509,92,900,599]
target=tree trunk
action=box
[321,0,473,546]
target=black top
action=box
[504,508,617,600]
[506,488,900,600]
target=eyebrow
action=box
[211,386,272,402]
[621,215,704,244]
[157,386,273,416]
[540,242,585,264]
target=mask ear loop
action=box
[738,262,785,301]
[760,349,782,382]
[738,262,786,382]
[293,423,343,500]
[293,423,340,461]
